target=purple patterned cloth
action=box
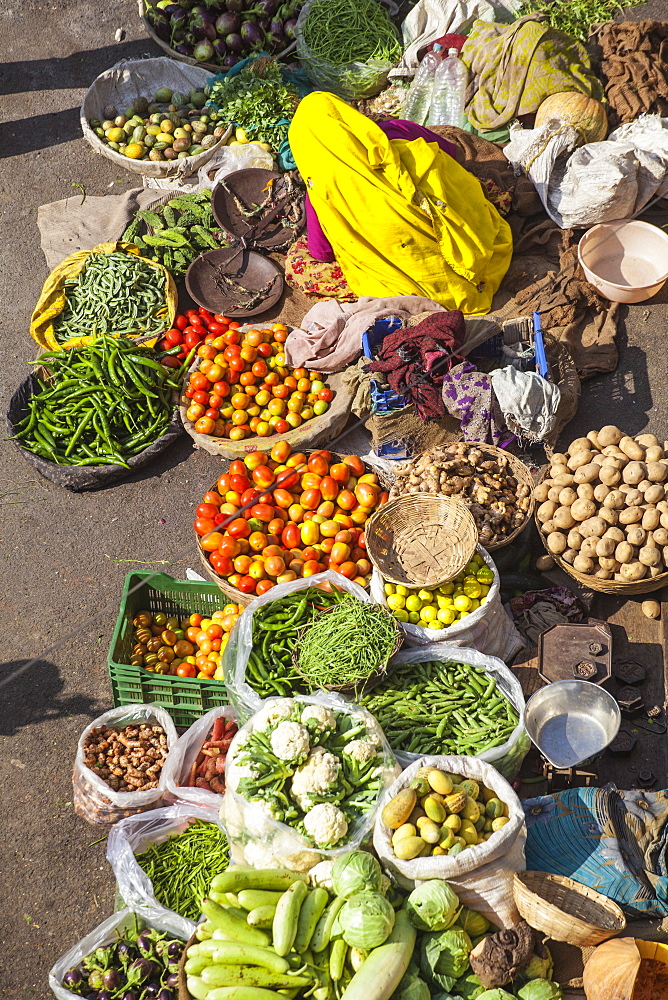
[441,361,514,446]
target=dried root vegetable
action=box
[535,426,668,581]
[389,442,531,546]
[83,723,168,792]
[181,715,238,795]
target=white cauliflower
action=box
[301,704,337,734]
[303,803,349,847]
[270,721,311,761]
[290,748,341,810]
[309,859,335,889]
[343,738,380,763]
[253,699,295,733]
[255,799,282,820]
[243,842,279,869]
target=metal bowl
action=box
[524,680,621,769]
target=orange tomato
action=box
[218,537,240,559]
[245,330,262,348]
[336,489,356,511]
[356,558,372,576]
[302,559,323,576]
[355,482,380,507]
[201,531,224,552]
[244,452,266,471]
[203,490,222,506]
[233,554,252,574]
[331,541,351,564]
[265,555,286,578]
[307,453,329,477]
[256,579,275,596]
[262,544,284,559]
[301,521,320,546]
[300,489,322,510]
[338,561,358,579]
[273,488,293,509]
[319,476,338,502]
[286,451,307,468]
[329,463,350,484]
[268,517,284,536]
[301,472,322,491]
[288,503,304,523]
[350,506,370,525]
[297,377,311,393]
[219,502,240,518]
[252,466,275,489]
[248,560,266,581]
[320,520,339,538]
[227,518,251,538]
[277,570,298,585]
[333,512,354,528]
[248,530,268,552]
[240,345,257,363]
[281,523,301,549]
[176,663,197,677]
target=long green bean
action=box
[300,0,401,67]
[135,820,229,921]
[52,251,168,344]
[360,659,519,757]
[11,335,193,467]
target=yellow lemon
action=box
[406,595,423,612]
[420,606,437,623]
[394,609,409,622]
[384,583,396,596]
[465,561,479,576]
[453,594,472,612]
[408,611,420,624]
[437,596,453,609]
[429,620,444,629]
[417,589,434,603]
[387,594,405,611]
[463,580,481,599]
[458,610,470,619]
[437,607,456,625]
[395,585,408,596]
[477,566,494,584]
[468,599,480,611]
[439,582,454,595]
[479,585,490,597]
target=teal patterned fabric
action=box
[524,785,668,918]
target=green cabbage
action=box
[407,881,460,931]
[394,962,431,1000]
[515,981,562,1000]
[339,891,396,949]
[476,991,514,1000]
[452,970,486,998]
[331,851,383,898]
[518,948,554,982]
[456,908,490,938]
[420,927,472,989]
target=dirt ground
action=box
[1,0,668,996]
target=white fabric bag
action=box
[373,754,526,927]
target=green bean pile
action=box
[296,594,399,689]
[12,335,191,467]
[246,588,343,699]
[52,251,168,344]
[135,820,230,921]
[360,659,519,757]
[300,0,401,66]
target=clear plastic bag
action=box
[106,803,222,941]
[388,643,530,779]
[222,692,401,871]
[198,142,275,188]
[223,571,371,723]
[72,704,177,829]
[295,0,400,100]
[48,908,186,1000]
[162,705,237,808]
[373,754,526,928]
[370,544,524,663]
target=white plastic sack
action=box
[80,57,227,181]
[504,114,668,229]
[146,140,274,192]
[163,705,237,808]
[224,571,372,723]
[49,908,187,1000]
[373,754,526,928]
[72,704,177,828]
[370,545,523,662]
[394,0,522,75]
[387,644,530,778]
[222,692,401,871]
[107,802,222,941]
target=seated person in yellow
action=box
[289,92,513,315]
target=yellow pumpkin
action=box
[535,91,608,143]
[583,936,668,1000]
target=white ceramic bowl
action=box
[578,219,668,303]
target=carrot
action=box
[187,760,199,787]
[212,716,225,741]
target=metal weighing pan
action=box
[524,680,621,769]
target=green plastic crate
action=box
[108,572,232,728]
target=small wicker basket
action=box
[514,871,626,946]
[292,602,403,694]
[364,494,478,588]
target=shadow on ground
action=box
[0,659,101,736]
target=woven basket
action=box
[364,494,478,588]
[178,930,197,1000]
[514,871,626,946]
[292,602,402,693]
[534,466,668,594]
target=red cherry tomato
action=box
[207,321,227,335]
[175,314,188,331]
[165,328,184,346]
[160,356,181,369]
[237,575,256,594]
[230,474,251,494]
[194,517,215,536]
[185,330,203,350]
[209,552,233,576]
[229,460,247,476]
[192,390,210,406]
[196,503,219,519]
[227,518,251,538]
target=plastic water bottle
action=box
[403,44,443,126]
[428,47,468,127]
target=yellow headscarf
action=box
[289,92,513,315]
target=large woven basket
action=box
[364,494,478,588]
[534,466,668,594]
[514,871,626,946]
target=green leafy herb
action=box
[207,58,301,148]
[518,0,633,43]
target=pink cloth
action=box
[284,295,445,373]
[304,120,458,263]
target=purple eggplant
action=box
[225,30,243,50]
[167,942,182,961]
[215,10,239,35]
[121,992,138,1000]
[225,0,245,11]
[129,959,153,984]
[153,17,171,40]
[167,3,188,23]
[163,2,183,13]
[223,52,239,66]
[284,16,297,38]
[135,934,155,958]
[257,0,278,14]
[268,18,285,45]
[88,972,105,991]
[213,36,228,57]
[157,990,174,1000]
[241,18,264,47]
[97,992,112,1000]
[166,972,179,987]
[194,38,215,59]
[175,41,194,54]
[63,969,84,988]
[191,12,217,38]
[144,986,160,999]
[102,970,123,991]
